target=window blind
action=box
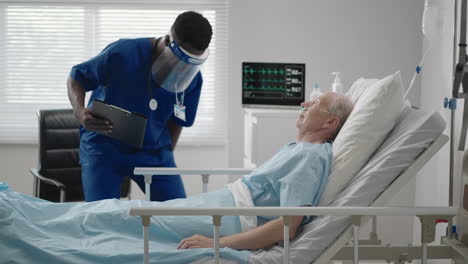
[0,0,227,145]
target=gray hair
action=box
[326,93,354,138]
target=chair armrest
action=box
[29,168,66,190]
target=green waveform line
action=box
[243,86,285,90]
[243,68,257,74]
[244,68,286,75]
[245,78,285,83]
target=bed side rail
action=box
[133,168,254,200]
[129,206,457,264]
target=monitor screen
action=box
[242,62,305,107]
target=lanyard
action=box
[175,86,185,107]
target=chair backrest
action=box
[36,109,130,202]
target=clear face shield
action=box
[151,33,210,93]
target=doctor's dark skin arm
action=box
[67,77,113,134]
[167,119,183,150]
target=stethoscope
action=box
[147,37,160,111]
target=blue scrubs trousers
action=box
[81,147,186,202]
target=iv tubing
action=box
[404,42,432,100]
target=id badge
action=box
[174,104,186,122]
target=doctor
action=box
[67,11,212,202]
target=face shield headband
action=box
[151,33,210,93]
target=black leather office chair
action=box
[30,109,131,202]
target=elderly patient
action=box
[178,92,353,250]
[0,92,353,263]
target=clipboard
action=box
[92,100,147,149]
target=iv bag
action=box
[405,0,445,101]
[422,0,444,40]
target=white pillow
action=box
[346,77,379,104]
[318,71,404,206]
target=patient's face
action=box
[296,94,332,133]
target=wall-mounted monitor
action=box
[242,62,305,108]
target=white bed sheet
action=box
[248,104,446,264]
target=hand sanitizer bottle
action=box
[331,72,343,94]
[309,82,322,101]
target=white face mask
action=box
[151,32,210,93]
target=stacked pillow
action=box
[346,77,379,104]
[318,71,405,206]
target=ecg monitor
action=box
[242,62,305,108]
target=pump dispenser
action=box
[331,72,343,94]
[309,82,322,101]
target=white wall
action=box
[0,144,37,194]
[228,0,424,245]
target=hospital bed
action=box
[2,95,467,264]
[130,104,468,264]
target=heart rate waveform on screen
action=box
[242,62,305,107]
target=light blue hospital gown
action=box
[242,141,332,225]
[0,142,332,264]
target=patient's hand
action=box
[177,234,214,249]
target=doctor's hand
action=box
[74,107,113,134]
[177,234,217,249]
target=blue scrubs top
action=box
[242,141,332,225]
[70,38,202,164]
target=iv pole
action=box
[448,0,467,238]
[452,0,468,149]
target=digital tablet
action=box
[91,100,147,148]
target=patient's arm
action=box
[177,215,304,250]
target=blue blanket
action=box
[0,182,250,264]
